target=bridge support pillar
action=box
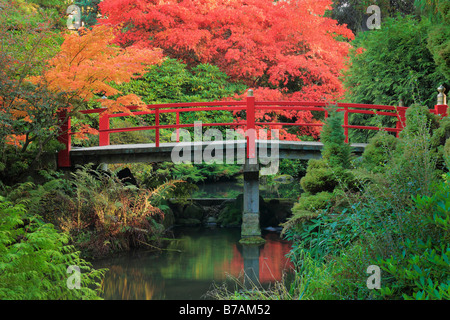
[241,159,264,242]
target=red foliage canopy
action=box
[99,0,355,139]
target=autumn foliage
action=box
[98,0,354,139]
[29,25,164,114]
[99,0,353,98]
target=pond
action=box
[92,226,294,300]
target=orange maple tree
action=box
[98,0,354,140]
[2,23,164,150]
[28,25,164,138]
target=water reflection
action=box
[93,226,293,300]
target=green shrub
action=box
[378,174,450,300]
[399,104,440,139]
[320,106,352,169]
[361,132,398,173]
[293,191,334,212]
[300,160,357,195]
[444,138,450,168]
[300,163,338,194]
[391,106,440,198]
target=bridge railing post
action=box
[155,106,160,147]
[99,111,110,146]
[435,85,448,118]
[344,105,349,143]
[57,108,71,168]
[246,89,256,159]
[176,111,180,142]
[396,107,406,138]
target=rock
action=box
[206,216,217,224]
[161,207,175,229]
[239,236,266,245]
[117,167,139,186]
[182,203,205,220]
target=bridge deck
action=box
[70,140,367,165]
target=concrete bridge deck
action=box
[69,140,367,166]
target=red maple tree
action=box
[98,0,354,139]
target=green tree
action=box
[74,0,101,28]
[112,58,246,104]
[426,1,450,82]
[106,58,247,142]
[320,106,352,169]
[329,0,417,34]
[343,15,447,142]
[345,15,445,107]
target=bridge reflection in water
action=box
[93,227,293,300]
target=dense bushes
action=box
[379,177,450,300]
[3,165,179,259]
[360,132,398,173]
[343,15,447,143]
[280,102,450,300]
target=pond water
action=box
[92,226,294,300]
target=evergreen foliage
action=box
[426,1,450,82]
[344,15,447,142]
[361,131,398,173]
[320,106,352,169]
[345,16,444,108]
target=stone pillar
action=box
[241,159,261,238]
[242,245,260,289]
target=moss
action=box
[239,236,266,245]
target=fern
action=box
[0,198,106,299]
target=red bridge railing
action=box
[57,91,448,168]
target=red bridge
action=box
[57,89,448,168]
[56,88,448,239]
